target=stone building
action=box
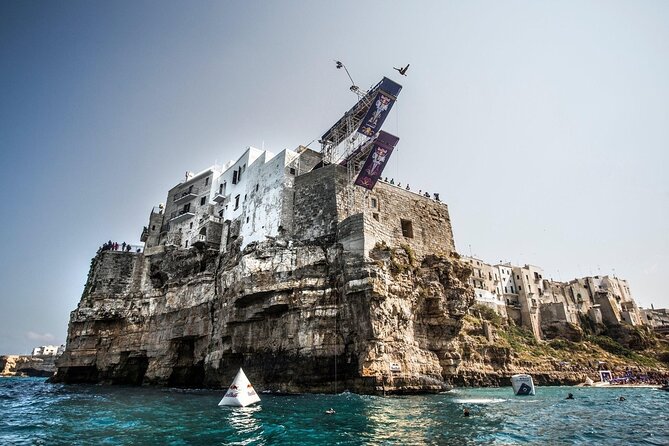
[143,146,323,255]
[142,144,454,263]
[460,255,647,340]
[461,256,508,317]
[31,345,64,356]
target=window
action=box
[188,185,193,193]
[238,167,242,182]
[244,194,247,201]
[370,197,377,208]
[200,197,206,206]
[151,225,155,231]
[205,177,209,186]
[189,222,193,229]
[246,217,249,223]
[234,194,240,210]
[289,167,296,175]
[400,219,414,238]
[232,171,238,184]
[242,163,246,173]
[185,240,188,248]
[255,184,259,192]
[183,203,190,213]
[372,212,379,221]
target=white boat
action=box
[218,368,261,407]
[511,374,536,396]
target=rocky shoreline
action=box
[0,355,57,378]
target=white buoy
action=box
[218,368,261,407]
[511,374,536,396]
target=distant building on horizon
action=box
[462,255,647,340]
[31,344,64,356]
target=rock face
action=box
[55,165,475,393]
[1,355,57,377]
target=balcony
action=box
[170,209,195,223]
[140,226,149,242]
[192,234,207,247]
[173,187,199,204]
[213,193,229,204]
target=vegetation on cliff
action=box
[459,303,669,385]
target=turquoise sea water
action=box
[1,377,667,445]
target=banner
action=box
[357,91,396,137]
[354,131,400,190]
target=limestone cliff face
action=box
[55,220,475,393]
[1,355,57,377]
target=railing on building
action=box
[173,187,199,204]
[169,208,195,223]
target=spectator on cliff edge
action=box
[390,178,394,184]
[406,184,410,191]
[122,242,126,251]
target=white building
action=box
[31,345,64,356]
[147,145,321,253]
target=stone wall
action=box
[292,164,341,241]
[338,175,455,260]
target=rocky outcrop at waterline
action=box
[54,231,473,393]
[1,355,57,377]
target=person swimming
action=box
[463,408,470,417]
[566,393,574,399]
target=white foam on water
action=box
[453,398,507,404]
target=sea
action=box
[1,377,667,445]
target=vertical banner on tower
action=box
[357,91,396,137]
[354,131,400,190]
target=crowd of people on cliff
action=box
[97,240,141,254]
[607,369,669,386]
[381,178,441,202]
[554,360,668,385]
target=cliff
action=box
[1,355,57,377]
[54,219,474,393]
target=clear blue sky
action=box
[1,0,667,354]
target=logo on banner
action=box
[358,91,395,137]
[354,131,399,190]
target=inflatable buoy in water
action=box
[218,368,261,407]
[511,374,536,396]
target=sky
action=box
[1,0,667,354]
